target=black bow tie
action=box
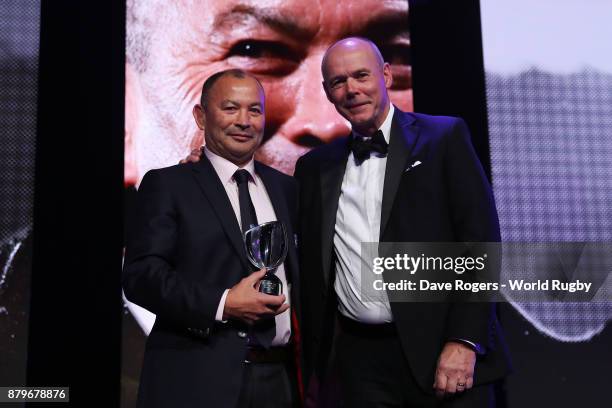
[350,130,388,164]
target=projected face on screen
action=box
[125,0,412,184]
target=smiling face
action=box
[322,39,393,136]
[193,74,265,166]
[126,0,412,183]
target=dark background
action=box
[26,0,124,406]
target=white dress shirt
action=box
[334,104,395,324]
[205,147,291,346]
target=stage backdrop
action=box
[122,1,611,407]
[481,0,612,406]
[123,0,412,406]
[0,0,41,388]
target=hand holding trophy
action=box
[244,221,288,295]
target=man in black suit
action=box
[294,38,511,407]
[123,69,300,408]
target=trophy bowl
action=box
[244,221,288,295]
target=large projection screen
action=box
[123,1,412,405]
[482,0,612,340]
[481,0,612,405]
[0,0,41,387]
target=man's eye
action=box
[223,106,238,112]
[379,43,412,90]
[226,40,300,76]
[229,41,270,58]
[331,79,345,88]
[249,107,262,114]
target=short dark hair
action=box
[199,69,263,107]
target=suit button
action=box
[237,331,247,338]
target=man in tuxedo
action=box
[123,69,300,408]
[294,38,511,407]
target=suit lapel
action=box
[255,163,291,228]
[319,138,351,287]
[380,110,419,239]
[190,155,251,272]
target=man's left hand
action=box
[433,342,476,398]
[179,146,204,164]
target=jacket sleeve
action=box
[122,169,225,331]
[444,118,500,349]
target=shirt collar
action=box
[379,104,395,143]
[203,146,257,185]
[353,103,394,143]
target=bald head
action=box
[321,37,385,78]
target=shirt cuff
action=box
[450,338,486,355]
[215,289,230,322]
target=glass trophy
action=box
[244,221,288,295]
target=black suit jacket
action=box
[294,108,511,393]
[123,156,300,408]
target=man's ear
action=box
[383,62,393,90]
[125,62,142,187]
[192,104,206,130]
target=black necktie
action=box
[350,129,388,164]
[233,169,275,348]
[233,169,258,233]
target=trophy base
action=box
[258,272,282,296]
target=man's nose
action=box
[235,110,250,129]
[279,58,350,146]
[345,77,359,98]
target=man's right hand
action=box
[223,269,289,325]
[179,146,204,164]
